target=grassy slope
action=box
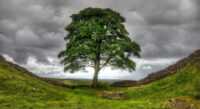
[0,53,200,109]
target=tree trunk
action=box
[92,55,100,88]
[92,66,99,88]
[92,39,101,88]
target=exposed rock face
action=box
[112,49,200,87]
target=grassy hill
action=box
[0,49,200,109]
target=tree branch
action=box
[100,56,112,69]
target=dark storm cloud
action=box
[131,25,200,58]
[123,0,200,59]
[0,0,67,63]
[194,0,200,21]
[135,0,196,25]
[0,0,200,64]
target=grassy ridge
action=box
[0,52,200,109]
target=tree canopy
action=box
[58,7,141,87]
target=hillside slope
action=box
[113,49,200,87]
[0,55,72,108]
[0,49,200,109]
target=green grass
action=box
[0,56,200,109]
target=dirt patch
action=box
[165,98,197,109]
[98,91,127,100]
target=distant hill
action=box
[0,49,200,109]
[112,49,200,87]
[0,55,74,108]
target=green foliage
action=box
[58,7,141,73]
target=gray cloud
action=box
[0,0,200,64]
[0,0,67,63]
[132,25,200,58]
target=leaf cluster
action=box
[59,8,141,73]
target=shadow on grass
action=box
[65,83,112,90]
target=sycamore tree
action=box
[58,8,141,87]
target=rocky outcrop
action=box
[112,49,200,87]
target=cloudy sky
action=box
[0,0,200,80]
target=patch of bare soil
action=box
[97,91,127,100]
[165,98,197,109]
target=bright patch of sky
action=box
[3,55,178,80]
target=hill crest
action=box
[112,49,200,87]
